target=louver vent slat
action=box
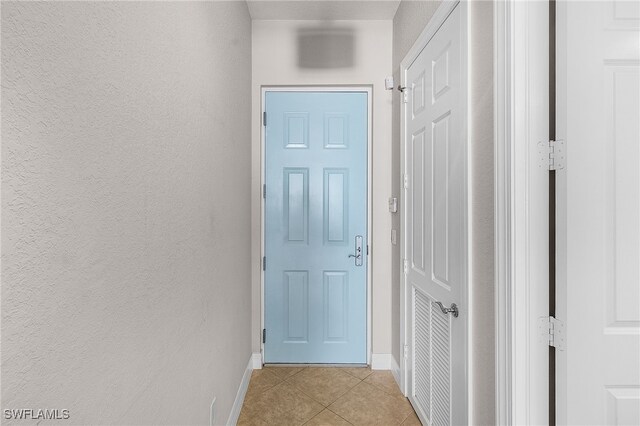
[413,289,431,419]
[412,287,451,426]
[432,299,451,426]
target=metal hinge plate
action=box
[262,256,266,271]
[263,111,267,127]
[538,316,565,350]
[403,344,409,359]
[538,139,565,170]
[403,173,409,189]
[263,184,266,199]
[263,329,266,344]
[403,259,408,275]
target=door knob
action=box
[349,235,363,266]
[434,302,459,318]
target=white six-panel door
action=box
[556,1,640,424]
[404,4,467,425]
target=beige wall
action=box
[251,20,394,356]
[1,2,252,424]
[468,2,495,423]
[391,1,495,423]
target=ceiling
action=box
[246,0,402,20]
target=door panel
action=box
[557,1,640,424]
[404,4,466,425]
[264,91,368,364]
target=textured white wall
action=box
[1,2,252,424]
[468,3,495,423]
[251,20,394,356]
[391,1,495,423]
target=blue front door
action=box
[264,91,368,363]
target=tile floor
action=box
[237,366,422,425]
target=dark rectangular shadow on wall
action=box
[297,26,355,69]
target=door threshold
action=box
[263,363,368,368]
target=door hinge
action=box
[538,316,565,350]
[403,344,409,359]
[262,329,266,344]
[403,259,408,275]
[403,173,409,189]
[538,139,565,171]
[366,245,369,256]
[263,184,266,199]
[262,256,266,271]
[263,111,267,127]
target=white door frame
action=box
[494,1,550,424]
[399,0,469,410]
[260,86,373,365]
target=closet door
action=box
[404,4,467,425]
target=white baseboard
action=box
[252,352,262,370]
[226,356,253,426]
[390,355,401,389]
[370,353,392,370]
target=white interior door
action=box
[403,4,467,425]
[556,1,640,424]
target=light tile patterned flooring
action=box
[237,366,422,425]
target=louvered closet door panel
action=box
[412,288,452,426]
[431,300,451,425]
[405,3,466,425]
[413,289,432,416]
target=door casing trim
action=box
[260,86,373,365]
[399,0,469,423]
[495,1,551,424]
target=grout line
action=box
[324,382,361,407]
[360,373,406,399]
[301,408,355,426]
[300,413,316,426]
[324,405,355,425]
[283,377,331,407]
[285,367,308,380]
[242,369,283,406]
[341,369,373,380]
[259,367,283,380]
[285,368,364,408]
[398,406,418,425]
